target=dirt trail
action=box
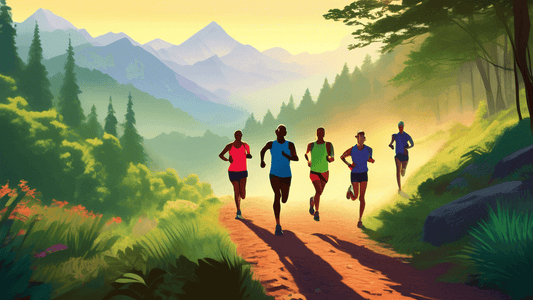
[218,197,510,300]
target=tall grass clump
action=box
[453,196,533,299]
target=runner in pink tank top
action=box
[219,130,252,220]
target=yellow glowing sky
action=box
[11,0,357,55]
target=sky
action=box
[11,0,359,55]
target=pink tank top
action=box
[228,143,249,172]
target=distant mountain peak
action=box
[20,8,77,32]
[145,38,175,51]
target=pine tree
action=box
[243,113,260,135]
[59,38,85,128]
[262,109,277,133]
[21,21,53,111]
[316,78,331,113]
[330,63,353,109]
[0,0,23,78]
[104,96,118,136]
[120,92,146,165]
[297,88,315,119]
[284,95,296,127]
[80,104,104,139]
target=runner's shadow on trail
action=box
[312,233,511,300]
[241,220,365,300]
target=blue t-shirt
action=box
[270,140,292,177]
[393,132,413,154]
[351,145,373,173]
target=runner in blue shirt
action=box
[260,125,299,236]
[340,130,375,228]
[388,121,414,194]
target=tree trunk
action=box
[476,57,496,116]
[513,0,533,133]
[515,54,523,120]
[492,42,507,112]
[458,65,463,112]
[470,62,476,111]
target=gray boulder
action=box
[446,177,468,191]
[422,179,533,247]
[490,144,533,182]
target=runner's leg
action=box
[270,176,282,225]
[359,181,368,221]
[351,182,360,201]
[395,157,402,191]
[401,160,409,177]
[311,179,323,211]
[239,177,247,199]
[280,178,291,204]
[232,181,241,212]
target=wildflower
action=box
[0,182,11,198]
[46,244,68,253]
[18,180,27,188]
[17,229,26,236]
[34,252,46,258]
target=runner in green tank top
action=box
[305,127,334,221]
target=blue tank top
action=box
[270,140,292,177]
[351,145,373,173]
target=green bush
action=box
[453,199,533,299]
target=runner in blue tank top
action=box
[388,121,414,195]
[260,125,299,236]
[340,130,375,229]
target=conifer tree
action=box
[330,63,353,109]
[262,109,277,133]
[81,104,104,139]
[120,92,146,165]
[316,78,331,113]
[243,112,260,135]
[21,21,53,111]
[284,95,296,128]
[297,88,315,118]
[104,96,118,136]
[59,38,85,128]
[0,0,23,78]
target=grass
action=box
[363,96,533,297]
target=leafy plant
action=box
[452,200,533,299]
[104,244,148,282]
[0,184,52,300]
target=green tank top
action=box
[311,142,328,173]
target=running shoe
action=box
[309,197,315,215]
[401,167,406,177]
[275,224,283,236]
[235,210,244,220]
[314,211,320,222]
[346,185,353,200]
[357,220,363,228]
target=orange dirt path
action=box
[218,196,510,300]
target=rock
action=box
[421,180,533,247]
[490,144,533,182]
[446,177,468,191]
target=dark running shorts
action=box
[351,172,368,183]
[229,171,248,182]
[269,174,292,185]
[395,153,409,162]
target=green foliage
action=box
[78,104,104,139]
[104,96,118,137]
[120,92,147,165]
[0,0,23,78]
[104,244,148,281]
[453,199,533,299]
[0,191,53,300]
[20,21,53,112]
[59,38,85,128]
[0,73,17,102]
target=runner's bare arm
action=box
[389,135,395,150]
[244,143,252,158]
[406,136,414,149]
[304,142,313,166]
[219,144,232,162]
[260,141,273,168]
[340,147,354,168]
[326,142,334,162]
[282,142,299,161]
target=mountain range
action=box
[14,8,374,136]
